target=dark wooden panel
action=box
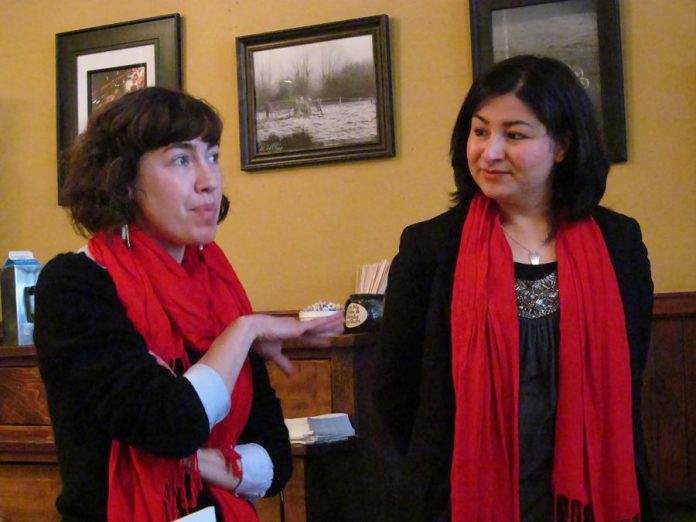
[684,316,696,494]
[0,367,50,425]
[0,463,61,522]
[642,291,696,500]
[255,495,281,522]
[331,349,356,425]
[644,318,687,493]
[653,292,696,318]
[284,454,307,522]
[267,360,332,419]
[0,425,55,463]
[0,346,38,368]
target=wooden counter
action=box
[0,333,389,522]
[1,292,695,520]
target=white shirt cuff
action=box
[235,443,274,500]
[183,363,230,431]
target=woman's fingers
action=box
[251,313,343,341]
[269,351,294,376]
[299,312,345,335]
[249,313,345,373]
[252,340,295,375]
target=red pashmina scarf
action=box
[89,226,258,522]
[450,193,640,522]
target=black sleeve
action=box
[597,210,656,519]
[34,253,210,459]
[374,225,432,455]
[398,248,457,522]
[595,209,654,379]
[621,218,653,381]
[620,218,655,519]
[237,352,293,496]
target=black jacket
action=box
[375,201,655,522]
[34,253,292,521]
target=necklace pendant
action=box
[529,251,541,265]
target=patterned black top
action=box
[516,261,560,522]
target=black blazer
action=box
[375,200,655,522]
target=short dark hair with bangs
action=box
[62,86,229,237]
[450,55,609,224]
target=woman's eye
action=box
[173,155,190,166]
[472,128,487,137]
[507,131,527,140]
[208,152,219,164]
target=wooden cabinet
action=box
[0,348,60,522]
[641,293,696,505]
[0,333,386,522]
[1,293,695,520]
[265,334,395,522]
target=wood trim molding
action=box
[653,292,696,318]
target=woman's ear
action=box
[554,132,571,163]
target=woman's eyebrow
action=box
[163,141,195,151]
[502,120,534,128]
[472,113,534,128]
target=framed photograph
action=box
[470,0,627,162]
[236,15,395,171]
[56,14,181,202]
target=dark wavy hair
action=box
[450,55,609,224]
[61,86,228,237]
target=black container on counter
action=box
[344,293,383,333]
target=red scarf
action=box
[89,226,258,522]
[450,194,640,522]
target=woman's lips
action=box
[480,168,509,179]
[192,204,218,221]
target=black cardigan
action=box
[375,201,655,522]
[34,253,292,521]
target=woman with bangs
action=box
[34,87,343,521]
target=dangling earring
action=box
[121,224,131,248]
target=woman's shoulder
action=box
[37,251,112,294]
[400,201,470,250]
[593,205,641,226]
[592,206,642,241]
[43,250,98,271]
[405,201,468,233]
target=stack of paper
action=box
[355,259,390,294]
[285,416,318,445]
[308,413,356,442]
[285,413,355,445]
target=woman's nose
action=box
[195,161,218,192]
[482,134,505,161]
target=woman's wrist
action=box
[234,314,261,342]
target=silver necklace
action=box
[502,227,549,265]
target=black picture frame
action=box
[56,14,182,203]
[470,0,627,162]
[236,15,395,171]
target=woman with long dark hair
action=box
[376,56,654,522]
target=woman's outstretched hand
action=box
[201,312,344,392]
[250,313,344,375]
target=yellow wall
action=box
[1,0,694,311]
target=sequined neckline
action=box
[515,271,559,319]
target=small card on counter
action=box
[285,413,355,445]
